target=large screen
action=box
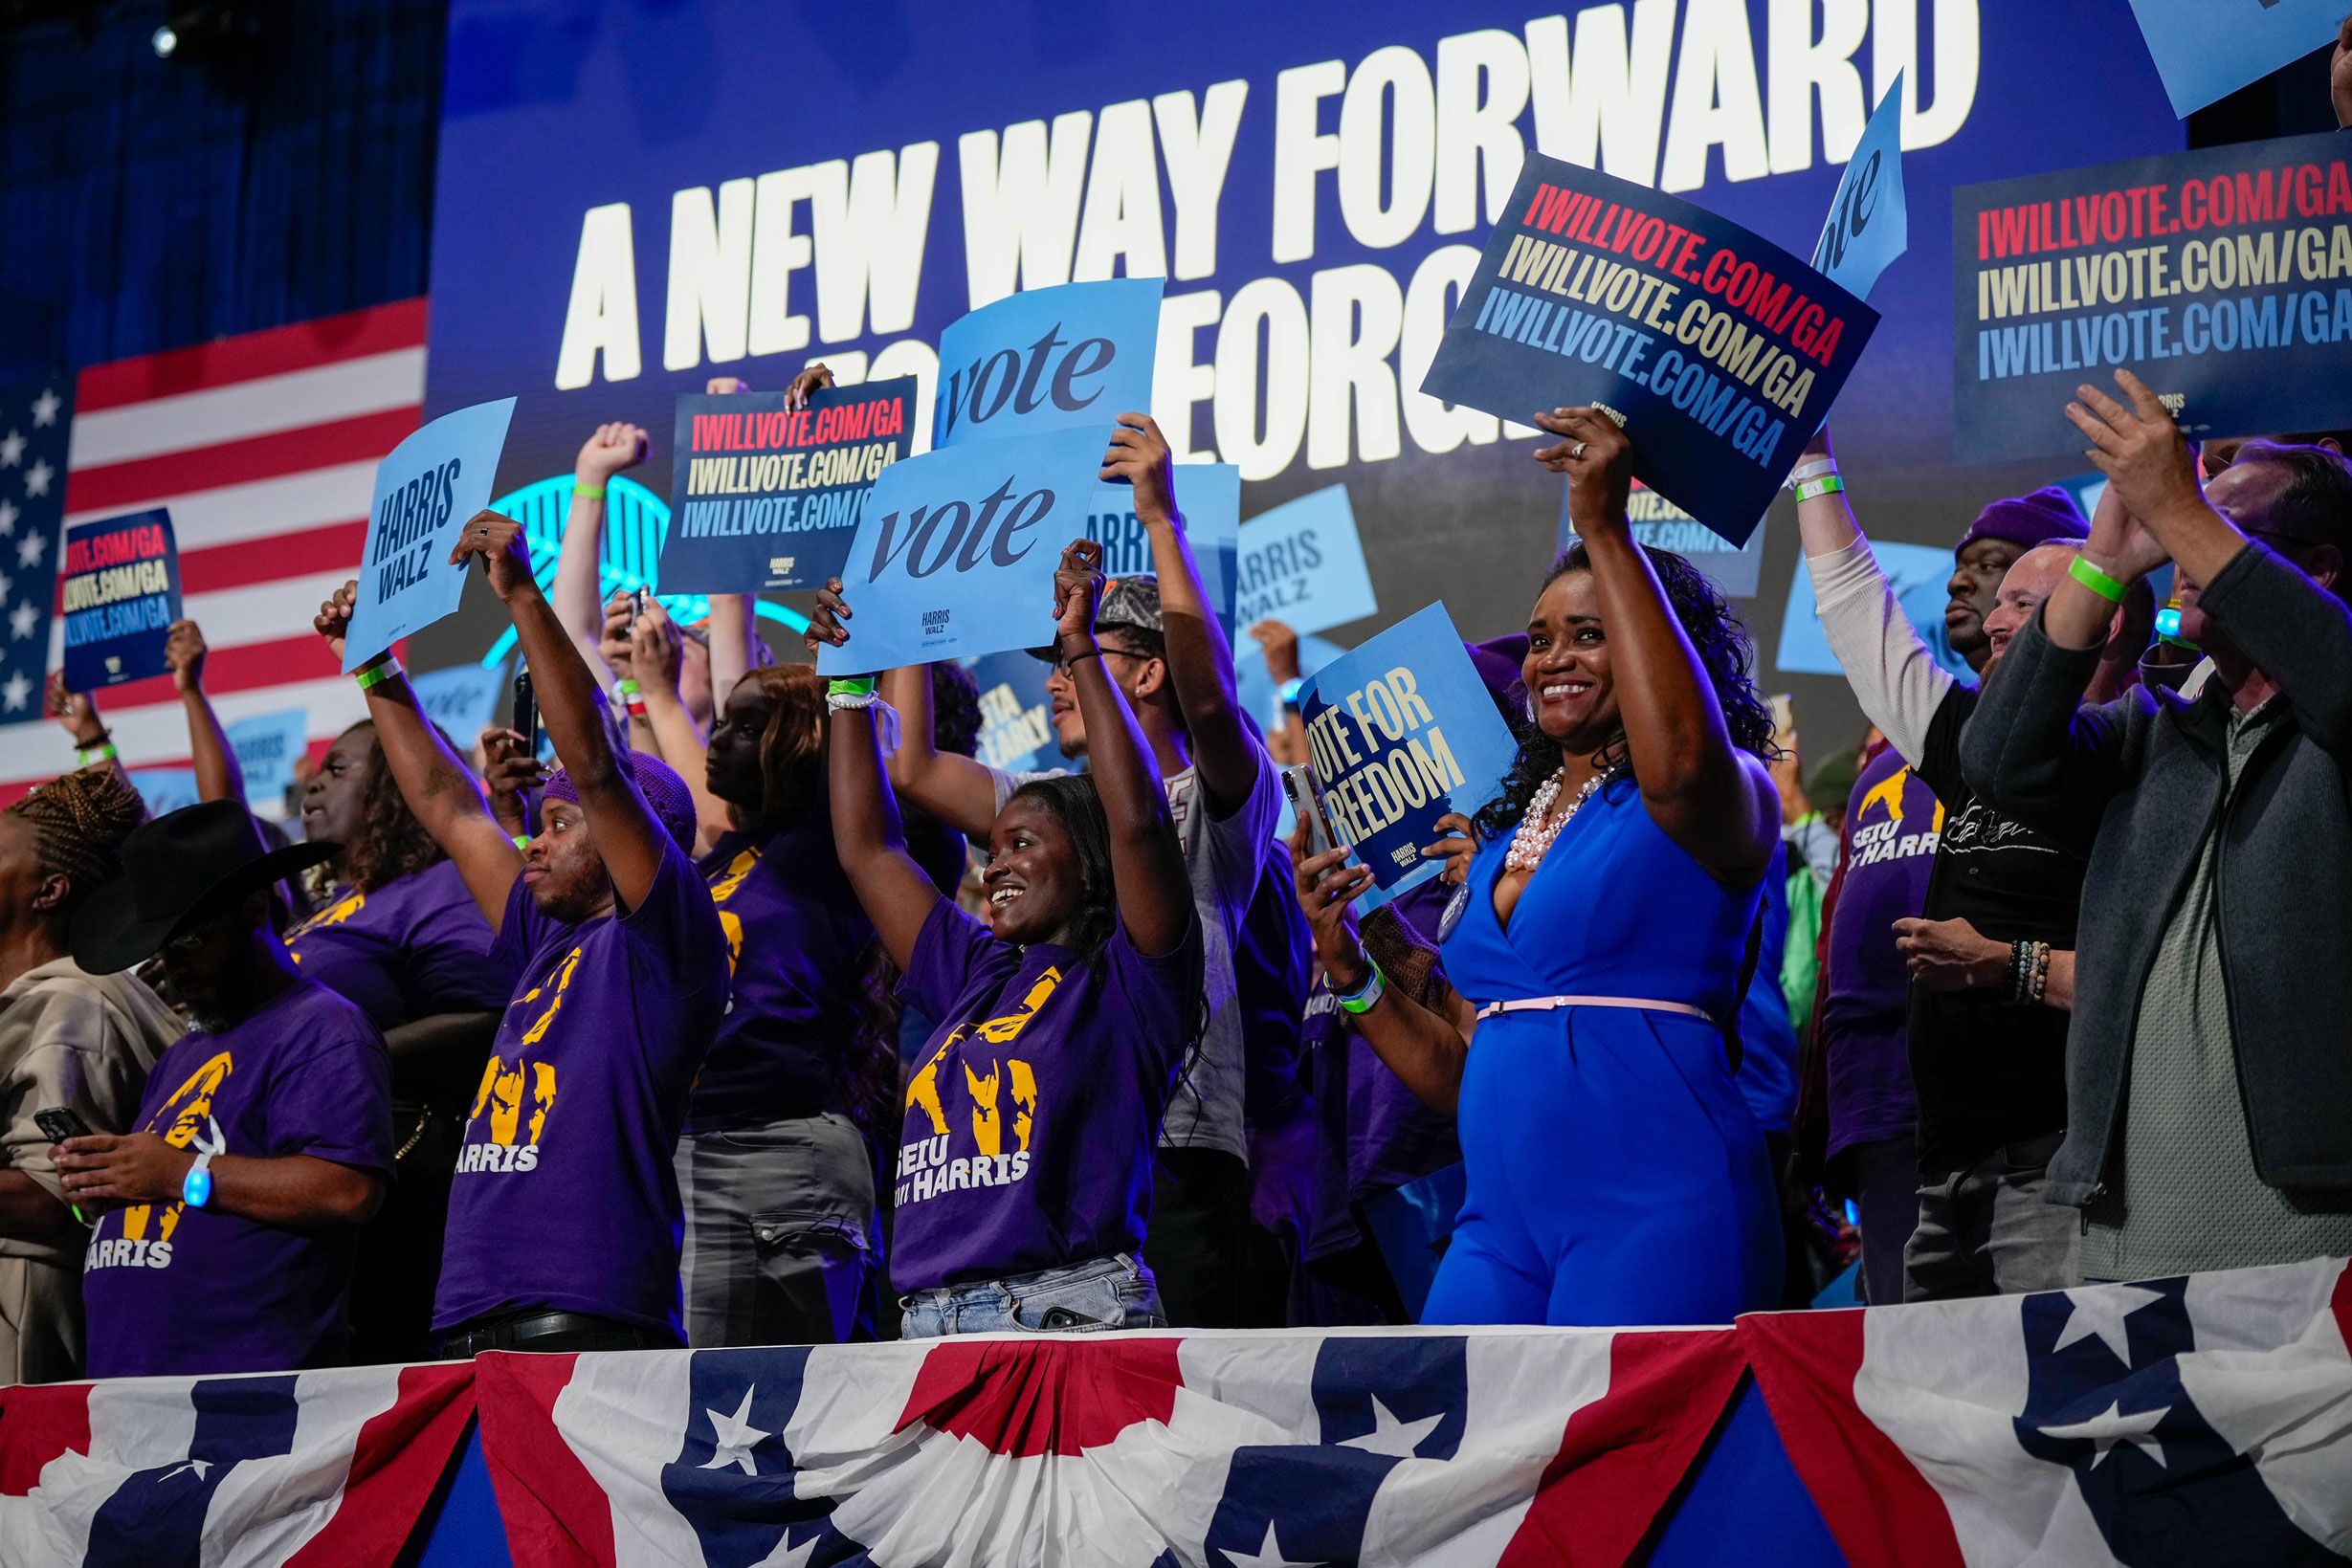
[423,0,2184,749]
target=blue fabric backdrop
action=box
[0,0,445,385]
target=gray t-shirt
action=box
[991,746,1278,1164]
[2084,697,2352,1278]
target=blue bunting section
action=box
[1,1258,2345,1566]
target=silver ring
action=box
[1570,442,1587,461]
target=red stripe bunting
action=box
[74,299,430,413]
[64,406,420,516]
[177,520,367,595]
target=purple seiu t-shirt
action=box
[283,859,508,1030]
[81,980,393,1380]
[432,838,730,1340]
[688,811,876,1136]
[1821,744,1938,1159]
[891,900,1203,1293]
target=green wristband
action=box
[615,677,641,696]
[513,835,531,850]
[75,742,118,767]
[573,482,606,499]
[353,659,402,691]
[2068,554,2128,605]
[828,676,877,697]
[1793,475,1846,503]
[1336,959,1386,1015]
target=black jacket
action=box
[1960,541,2352,1207]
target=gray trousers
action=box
[0,1254,80,1384]
[676,1113,878,1348]
[1904,1129,2081,1301]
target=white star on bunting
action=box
[9,602,35,640]
[17,532,43,570]
[29,389,59,428]
[1338,1395,1444,1459]
[2051,1283,2166,1362]
[160,1457,214,1483]
[1220,1523,1324,1568]
[699,1386,770,1476]
[1,673,29,712]
[0,431,20,468]
[2038,1399,2170,1469]
[22,458,52,497]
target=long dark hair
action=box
[743,663,827,827]
[1004,773,1118,959]
[339,720,450,893]
[1474,542,1777,838]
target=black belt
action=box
[439,1309,669,1358]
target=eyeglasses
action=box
[1051,647,1149,679]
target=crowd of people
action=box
[0,356,2347,1381]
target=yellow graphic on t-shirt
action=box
[706,848,757,976]
[93,1049,234,1270]
[513,944,584,1046]
[1856,765,1945,834]
[458,945,578,1175]
[285,886,366,965]
[899,967,1059,1206]
[1850,765,1945,871]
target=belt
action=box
[1474,994,1716,1024]
[439,1309,662,1358]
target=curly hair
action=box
[6,769,146,927]
[1473,541,1778,839]
[335,721,453,894]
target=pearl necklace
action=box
[1504,769,1600,872]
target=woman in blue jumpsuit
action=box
[1294,409,1783,1326]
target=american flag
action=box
[0,299,430,808]
[0,378,69,729]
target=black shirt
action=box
[1909,686,2086,1163]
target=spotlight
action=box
[151,24,178,57]
[149,3,279,71]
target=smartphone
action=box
[511,665,540,759]
[34,1107,91,1145]
[1280,764,1338,859]
[630,586,651,622]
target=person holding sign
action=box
[1292,409,1784,1327]
[825,540,1202,1337]
[314,508,730,1356]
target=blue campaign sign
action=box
[1420,152,1878,543]
[126,769,200,819]
[225,708,310,806]
[1953,131,2352,464]
[662,379,916,593]
[1558,480,1768,599]
[933,279,1163,449]
[2127,0,2346,117]
[1773,541,1974,682]
[344,398,517,673]
[1237,629,1347,735]
[410,662,512,742]
[966,651,1060,775]
[1088,463,1242,632]
[1811,73,1909,301]
[1298,603,1520,894]
[60,509,180,691]
[1233,485,1378,639]
[816,426,1104,674]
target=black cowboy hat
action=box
[68,799,337,976]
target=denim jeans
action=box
[675,1112,878,1349]
[899,1254,1165,1339]
[1904,1130,2081,1301]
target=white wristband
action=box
[1784,458,1838,492]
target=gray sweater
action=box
[1959,541,2352,1206]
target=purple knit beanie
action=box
[542,751,699,851]
[1953,485,2089,559]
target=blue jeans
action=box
[899,1254,1165,1338]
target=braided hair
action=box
[6,769,146,927]
[335,720,453,894]
[1474,541,1779,839]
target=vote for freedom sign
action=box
[1422,153,1877,543]
[660,379,916,593]
[1298,603,1519,895]
[60,508,180,690]
[1953,131,2352,464]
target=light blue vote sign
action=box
[344,398,516,673]
[225,708,310,806]
[933,279,1163,448]
[1088,463,1241,633]
[2127,0,2346,117]
[1811,71,1908,302]
[1233,484,1379,639]
[410,662,512,744]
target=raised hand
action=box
[1100,412,1178,523]
[631,598,683,692]
[1534,406,1634,532]
[1052,539,1106,647]
[1248,619,1302,684]
[1292,843,1375,984]
[2065,370,2202,535]
[477,725,544,837]
[596,592,637,681]
[575,422,649,484]
[785,364,834,411]
[46,671,102,746]
[449,511,537,603]
[2085,479,2170,585]
[804,578,852,660]
[165,620,208,696]
[313,580,359,665]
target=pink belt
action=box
[1475,994,1715,1024]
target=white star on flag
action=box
[9,602,35,640]
[2038,1399,2170,1469]
[1338,1396,1445,1459]
[763,1532,822,1568]
[699,1386,770,1476]
[17,531,44,570]
[161,1457,215,1483]
[1220,1522,1323,1568]
[0,430,21,467]
[23,458,52,497]
[0,497,15,535]
[1,672,29,712]
[30,388,60,428]
[2052,1284,2167,1361]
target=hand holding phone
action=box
[511,666,541,759]
[34,1108,95,1225]
[1280,764,1339,859]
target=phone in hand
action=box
[511,666,541,760]
[33,1107,91,1146]
[1280,764,1339,860]
[630,587,651,623]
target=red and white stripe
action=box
[0,299,429,807]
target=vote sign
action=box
[934,278,1163,448]
[1811,72,1909,302]
[1089,463,1241,633]
[816,427,1106,674]
[344,399,516,673]
[1421,152,1878,544]
[60,509,180,691]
